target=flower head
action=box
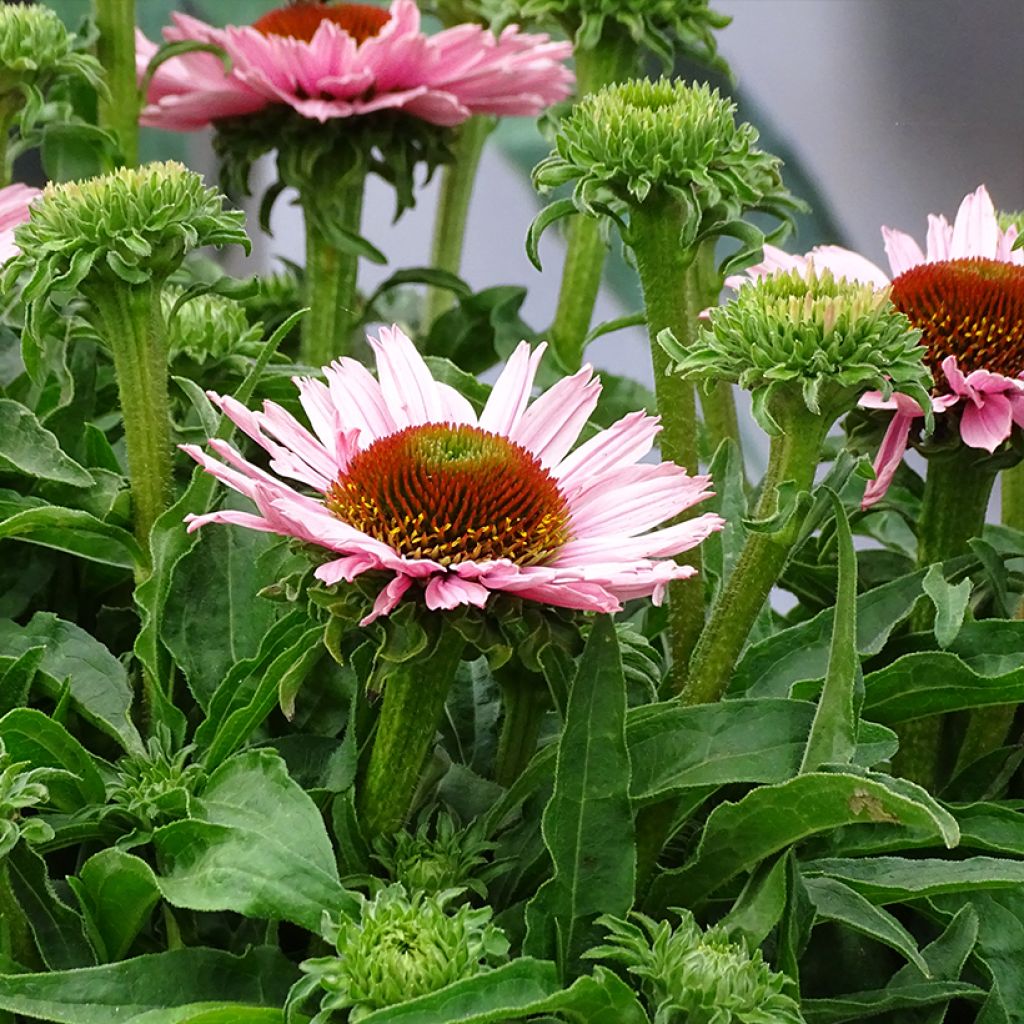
[5,162,249,300]
[666,268,931,434]
[0,4,103,101]
[588,910,805,1024]
[137,1,573,132]
[727,186,1024,506]
[298,884,507,1020]
[0,737,54,856]
[498,0,729,70]
[165,287,264,365]
[183,326,721,624]
[0,182,39,263]
[531,78,799,269]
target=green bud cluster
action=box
[531,79,799,267]
[663,269,933,432]
[299,885,508,1021]
[589,909,805,1024]
[164,287,264,365]
[0,4,103,101]
[5,162,250,302]
[0,737,54,856]
[499,0,729,69]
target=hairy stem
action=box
[300,175,366,366]
[93,0,138,166]
[494,670,548,788]
[683,398,829,705]
[1001,460,1024,534]
[358,623,466,839]
[424,115,496,326]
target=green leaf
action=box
[648,771,960,908]
[803,856,1024,902]
[801,983,984,1024]
[922,564,972,649]
[153,750,354,932]
[0,399,94,487]
[720,853,790,949]
[0,647,44,716]
[526,198,577,271]
[0,946,297,1023]
[0,504,143,569]
[801,491,859,772]
[6,844,96,971]
[803,876,930,975]
[0,614,142,754]
[0,708,105,810]
[862,652,1024,724]
[523,616,635,980]
[69,850,160,963]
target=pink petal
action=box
[479,341,546,435]
[959,393,1013,452]
[882,227,925,277]
[925,214,952,262]
[553,411,660,490]
[808,246,890,287]
[424,574,489,611]
[510,366,601,467]
[361,576,413,625]
[950,185,999,259]
[861,413,916,509]
[370,325,451,427]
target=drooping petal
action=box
[861,412,917,509]
[959,392,1013,452]
[361,575,413,625]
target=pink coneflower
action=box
[0,183,40,263]
[136,1,574,130]
[182,327,722,624]
[727,186,1024,507]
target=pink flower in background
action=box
[183,327,722,624]
[0,183,40,264]
[725,186,1024,508]
[137,1,574,131]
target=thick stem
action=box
[93,0,139,166]
[547,30,637,372]
[1001,461,1024,534]
[630,200,706,685]
[300,176,366,366]
[85,280,171,563]
[494,670,548,788]
[895,448,998,789]
[358,624,466,839]
[0,95,22,188]
[424,115,496,326]
[682,400,829,705]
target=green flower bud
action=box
[6,162,250,303]
[164,287,264,365]
[373,812,498,898]
[663,268,933,433]
[530,79,800,272]
[0,4,103,101]
[0,737,54,857]
[588,909,805,1024]
[499,0,729,69]
[299,885,508,1021]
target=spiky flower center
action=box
[325,424,571,567]
[890,257,1024,379]
[253,2,391,44]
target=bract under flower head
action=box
[137,1,573,131]
[182,326,722,625]
[0,4,103,100]
[298,884,507,1021]
[531,78,799,269]
[499,0,729,70]
[5,162,249,299]
[665,268,931,434]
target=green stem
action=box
[93,0,139,166]
[424,115,496,326]
[547,30,637,372]
[895,448,998,789]
[630,199,706,686]
[682,399,829,705]
[494,670,548,788]
[0,95,22,188]
[85,280,171,563]
[300,176,366,366]
[358,623,466,839]
[1001,460,1024,534]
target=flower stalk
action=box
[494,667,548,787]
[1002,461,1024,535]
[93,0,139,165]
[358,621,467,839]
[425,115,497,326]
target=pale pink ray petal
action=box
[808,246,890,287]
[323,358,397,444]
[925,214,952,262]
[554,513,724,565]
[553,411,660,489]
[315,553,383,586]
[436,383,478,425]
[0,183,39,233]
[882,227,925,277]
[361,575,413,625]
[425,574,490,611]
[861,412,917,510]
[601,562,699,605]
[959,393,1013,452]
[180,442,277,503]
[510,367,601,467]
[723,244,808,292]
[950,185,999,259]
[370,325,449,427]
[479,341,546,435]
[184,509,277,534]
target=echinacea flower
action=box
[136,1,574,131]
[727,185,1024,507]
[0,182,39,263]
[183,327,722,625]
